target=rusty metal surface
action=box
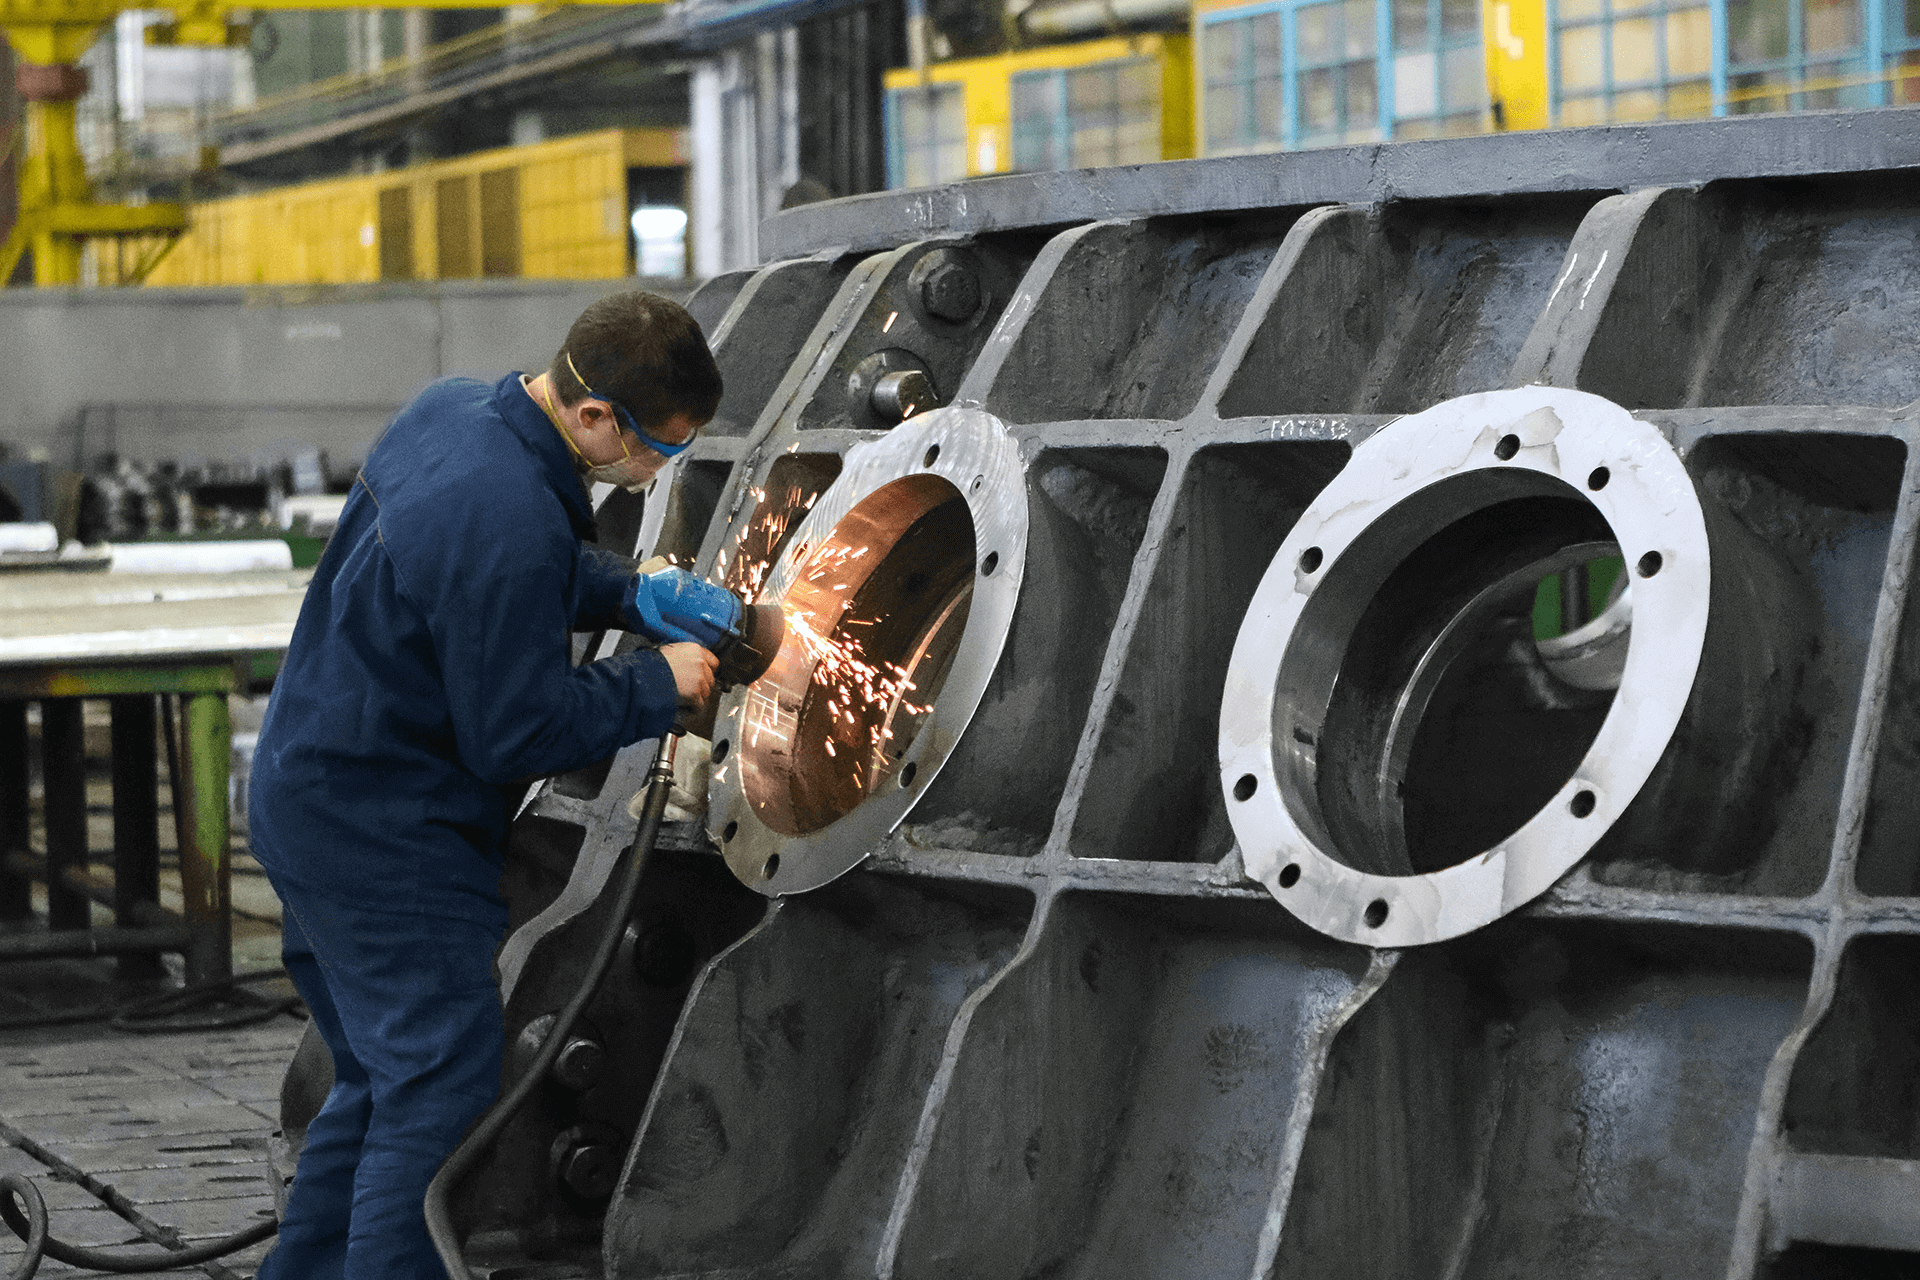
[347,111,1920,1279]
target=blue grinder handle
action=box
[623,567,744,651]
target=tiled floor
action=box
[0,1012,303,1279]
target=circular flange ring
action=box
[1218,387,1711,947]
[708,406,1027,896]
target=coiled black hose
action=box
[2,1172,275,1279]
[424,735,679,1277]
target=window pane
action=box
[1665,77,1713,115]
[1666,8,1712,76]
[1802,0,1859,53]
[1011,73,1058,170]
[1207,82,1243,145]
[1254,12,1282,74]
[1068,64,1115,114]
[1300,2,1339,62]
[1117,59,1159,109]
[1395,115,1440,137]
[1559,0,1603,22]
[1613,17,1657,80]
[1347,57,1379,122]
[1909,0,1920,39]
[1729,68,1787,110]
[1302,65,1341,133]
[1558,93,1607,124]
[1614,87,1661,118]
[1345,0,1378,54]
[1114,119,1159,163]
[1394,0,1430,48]
[1395,51,1438,114]
[1560,24,1605,90]
[1441,44,1485,107]
[1897,50,1920,103]
[1255,76,1283,137]
[1441,0,1478,37]
[1727,0,1790,62]
[1203,21,1240,83]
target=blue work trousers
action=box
[259,875,506,1280]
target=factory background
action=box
[2,0,1914,292]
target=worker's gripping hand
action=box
[661,642,718,710]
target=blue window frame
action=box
[1720,0,1876,110]
[1552,0,1717,122]
[1199,0,1482,152]
[884,82,967,190]
[1011,58,1163,172]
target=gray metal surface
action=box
[420,110,1920,1279]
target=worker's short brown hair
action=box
[550,291,723,429]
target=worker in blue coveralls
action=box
[247,290,722,1280]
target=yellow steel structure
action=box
[0,0,658,287]
[881,34,1193,180]
[144,126,687,285]
[1483,0,1548,131]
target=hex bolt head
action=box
[557,1141,620,1199]
[551,1035,606,1092]
[919,261,981,322]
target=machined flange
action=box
[1218,387,1715,947]
[708,408,1027,895]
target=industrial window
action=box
[1891,0,1920,101]
[1009,58,1162,171]
[1721,0,1872,111]
[478,167,521,278]
[377,185,413,282]
[436,176,474,279]
[1198,0,1394,153]
[1553,0,1715,122]
[1390,0,1488,136]
[884,83,966,189]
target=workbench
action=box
[0,568,309,984]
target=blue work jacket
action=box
[249,373,678,923]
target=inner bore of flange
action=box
[1297,477,1626,877]
[739,473,976,837]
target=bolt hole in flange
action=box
[710,408,1028,895]
[1218,388,1745,947]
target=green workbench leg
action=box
[177,692,232,985]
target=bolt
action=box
[550,1035,606,1092]
[871,369,938,424]
[557,1141,620,1199]
[919,260,980,322]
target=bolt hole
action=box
[1587,466,1610,491]
[1637,550,1663,578]
[970,474,984,493]
[711,739,730,764]
[762,853,779,880]
[1233,774,1257,802]
[1364,899,1389,928]
[1278,863,1301,888]
[722,821,737,842]
[901,761,918,788]
[1494,434,1520,461]
[980,551,999,577]
[1298,546,1323,573]
[1570,789,1596,818]
[923,444,941,468]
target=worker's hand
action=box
[660,642,718,709]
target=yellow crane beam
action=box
[1,0,656,286]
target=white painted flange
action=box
[1217,387,1710,946]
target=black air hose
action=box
[424,735,680,1276]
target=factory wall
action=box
[0,276,693,469]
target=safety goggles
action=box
[565,351,695,458]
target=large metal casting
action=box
[282,111,1920,1280]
